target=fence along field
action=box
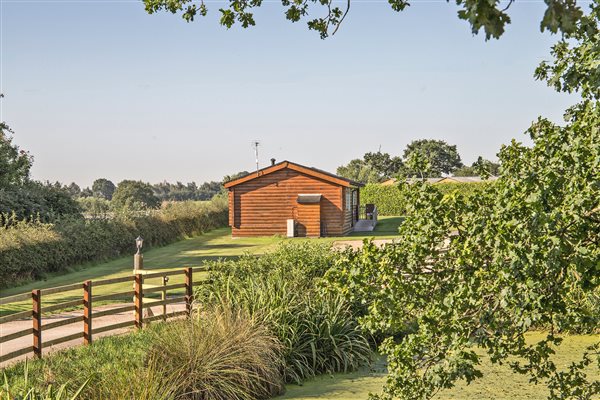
[0,266,209,364]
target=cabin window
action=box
[345,189,352,211]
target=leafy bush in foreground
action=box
[0,197,228,286]
[199,242,373,383]
[326,100,600,399]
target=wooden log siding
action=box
[230,168,349,237]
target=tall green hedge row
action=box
[0,199,228,286]
[361,181,494,216]
[361,184,407,216]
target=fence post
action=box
[32,289,42,358]
[185,267,193,316]
[135,273,143,329]
[83,280,92,345]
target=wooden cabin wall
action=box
[230,168,345,237]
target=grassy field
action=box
[0,217,403,316]
[280,332,600,400]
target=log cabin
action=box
[223,160,364,237]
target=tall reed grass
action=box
[200,242,373,383]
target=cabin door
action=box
[296,203,321,237]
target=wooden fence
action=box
[0,266,208,365]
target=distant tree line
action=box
[336,139,500,183]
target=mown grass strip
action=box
[42,283,83,296]
[93,275,134,286]
[0,292,32,305]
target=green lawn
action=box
[1,218,403,316]
[280,332,600,400]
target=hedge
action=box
[361,181,494,216]
[0,198,228,287]
[361,184,407,216]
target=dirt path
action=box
[332,239,397,250]
[0,302,185,368]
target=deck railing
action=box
[359,204,378,227]
[0,266,209,365]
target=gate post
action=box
[135,273,143,329]
[32,289,42,358]
[83,280,93,344]
[185,267,193,316]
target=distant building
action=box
[223,160,364,237]
[380,176,498,186]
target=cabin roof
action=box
[223,160,364,189]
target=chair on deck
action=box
[365,204,375,220]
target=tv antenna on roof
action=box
[251,140,261,174]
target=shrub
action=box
[0,198,228,286]
[199,242,373,383]
[148,303,284,399]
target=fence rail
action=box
[0,266,209,365]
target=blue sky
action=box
[1,0,579,187]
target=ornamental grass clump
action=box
[147,303,284,400]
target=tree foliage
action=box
[363,152,404,179]
[111,180,161,210]
[326,5,600,394]
[143,0,586,40]
[328,100,600,398]
[222,170,250,184]
[336,158,381,184]
[0,99,32,190]
[403,139,463,178]
[535,3,600,100]
[152,180,223,202]
[453,156,500,177]
[92,178,116,200]
[0,181,81,224]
